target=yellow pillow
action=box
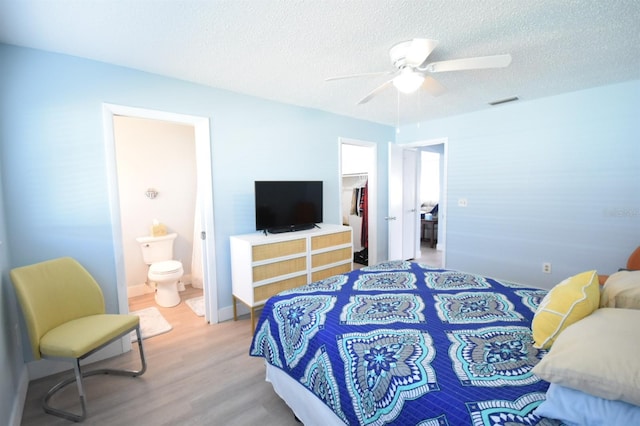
[532,270,599,349]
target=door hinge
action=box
[200,231,206,240]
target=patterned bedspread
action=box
[250,261,559,425]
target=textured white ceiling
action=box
[1,0,639,126]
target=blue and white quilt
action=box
[250,261,559,425]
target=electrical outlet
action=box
[458,198,468,207]
[542,262,552,274]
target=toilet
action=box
[136,233,184,307]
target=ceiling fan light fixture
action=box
[392,69,425,93]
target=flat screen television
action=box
[255,181,323,233]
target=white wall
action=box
[113,116,196,294]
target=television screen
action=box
[255,181,323,233]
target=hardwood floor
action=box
[417,244,443,268]
[20,250,443,425]
[353,243,443,269]
[20,286,299,426]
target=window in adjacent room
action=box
[420,151,440,207]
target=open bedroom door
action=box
[388,143,419,261]
[388,143,403,260]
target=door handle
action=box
[385,216,397,221]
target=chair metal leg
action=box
[42,326,147,422]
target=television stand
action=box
[267,223,315,234]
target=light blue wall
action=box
[0,43,393,304]
[398,80,640,287]
[0,43,394,424]
[0,167,22,426]
[210,99,393,294]
[1,41,638,424]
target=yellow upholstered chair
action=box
[11,257,146,422]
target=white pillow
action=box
[600,270,640,309]
[536,383,640,426]
[533,308,640,406]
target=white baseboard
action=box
[217,302,250,323]
[127,274,193,299]
[126,279,251,324]
[127,283,154,298]
[9,365,28,426]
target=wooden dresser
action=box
[230,224,353,329]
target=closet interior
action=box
[342,173,368,265]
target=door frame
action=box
[339,138,378,266]
[403,137,448,266]
[102,103,219,325]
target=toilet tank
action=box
[136,233,177,264]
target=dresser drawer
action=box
[254,275,308,301]
[311,231,351,251]
[311,263,352,282]
[311,247,352,268]
[252,238,306,262]
[252,257,307,282]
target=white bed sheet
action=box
[265,362,344,426]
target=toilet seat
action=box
[148,260,184,286]
[149,260,182,275]
[147,260,184,308]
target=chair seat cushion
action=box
[40,314,139,359]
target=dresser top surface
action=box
[230,223,351,244]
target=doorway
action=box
[339,138,378,267]
[102,104,218,325]
[388,138,447,267]
[417,148,443,267]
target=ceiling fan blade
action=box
[422,76,446,97]
[423,54,512,73]
[405,38,438,67]
[325,71,393,81]
[357,80,394,104]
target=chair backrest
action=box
[10,257,106,359]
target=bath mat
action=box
[129,307,172,341]
[186,296,205,317]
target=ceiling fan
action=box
[326,38,512,104]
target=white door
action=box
[387,142,404,260]
[193,121,218,324]
[389,143,421,261]
[402,149,419,259]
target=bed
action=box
[250,260,560,425]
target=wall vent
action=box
[489,96,519,106]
